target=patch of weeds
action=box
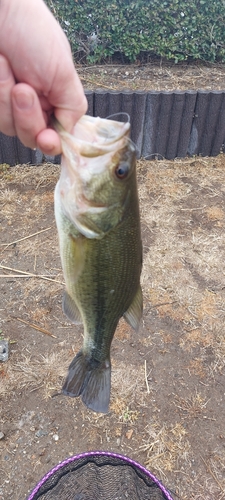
[120,407,139,424]
[0,163,13,181]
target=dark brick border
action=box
[1,90,225,165]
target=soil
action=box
[76,60,225,91]
[1,63,225,500]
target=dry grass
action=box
[174,391,209,418]
[1,158,225,500]
[140,422,191,475]
[0,188,20,204]
[77,62,225,91]
[138,155,225,374]
[0,162,60,187]
[111,361,146,404]
[0,350,68,399]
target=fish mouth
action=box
[52,115,130,158]
[73,114,130,147]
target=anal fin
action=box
[123,284,143,331]
[62,351,111,413]
[63,291,82,324]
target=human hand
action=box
[0,0,87,155]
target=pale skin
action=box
[0,0,87,155]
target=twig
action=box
[34,254,37,272]
[0,265,64,284]
[152,301,177,308]
[201,455,225,496]
[13,317,57,339]
[0,227,52,247]
[144,360,150,394]
[79,64,126,70]
[179,206,206,211]
[80,76,116,90]
[0,274,56,278]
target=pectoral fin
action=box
[123,285,143,331]
[63,291,83,324]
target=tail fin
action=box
[62,351,111,413]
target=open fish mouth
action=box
[52,114,131,158]
[71,114,131,147]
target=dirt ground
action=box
[76,60,225,91]
[0,63,225,500]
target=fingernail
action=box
[14,92,34,110]
[0,56,11,81]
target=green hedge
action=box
[45,0,225,63]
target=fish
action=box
[53,114,142,413]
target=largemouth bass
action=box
[54,114,142,413]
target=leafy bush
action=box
[45,0,225,63]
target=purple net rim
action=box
[27,450,174,500]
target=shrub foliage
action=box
[45,0,225,63]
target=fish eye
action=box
[115,163,130,179]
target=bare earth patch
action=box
[76,61,225,91]
[0,153,225,500]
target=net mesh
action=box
[27,452,174,500]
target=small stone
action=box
[35,429,48,438]
[0,340,9,362]
[0,432,5,440]
[126,429,133,440]
[53,434,59,441]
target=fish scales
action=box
[53,115,143,413]
[63,202,141,359]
